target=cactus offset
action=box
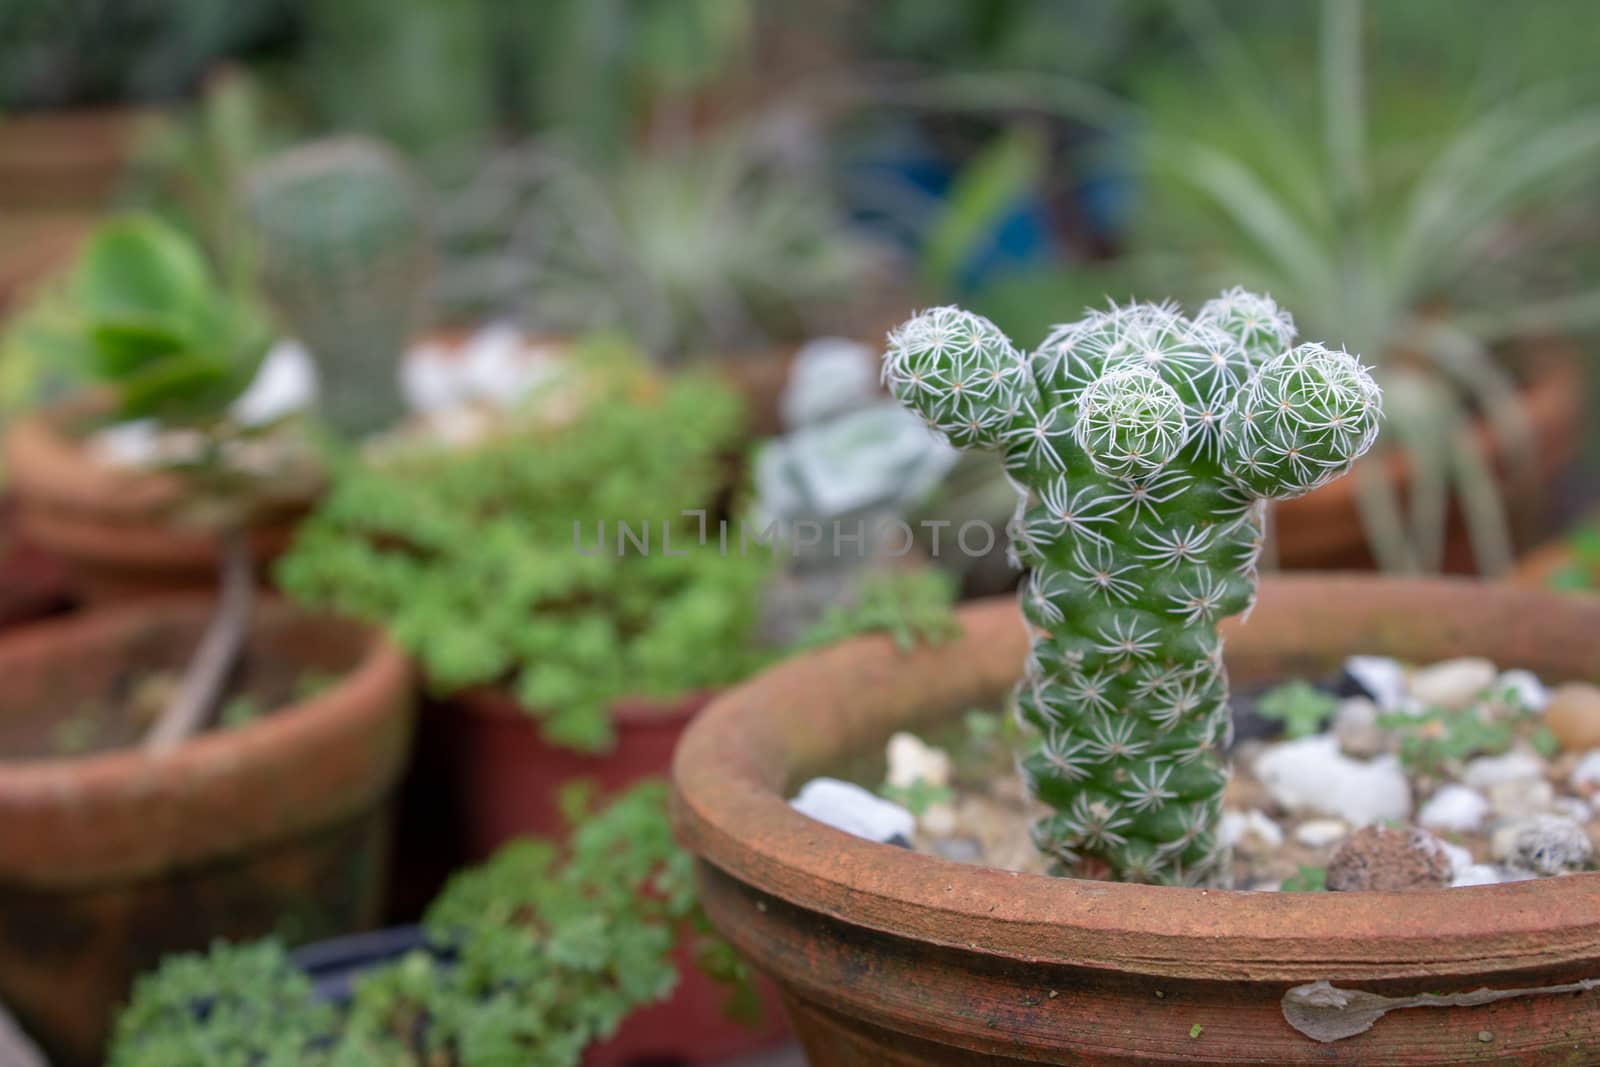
[883,289,1381,884]
[245,136,429,438]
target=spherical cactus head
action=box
[1195,286,1298,368]
[883,306,1034,449]
[1231,342,1383,498]
[1073,367,1189,478]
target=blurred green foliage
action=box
[108,781,735,1067]
[276,348,772,751]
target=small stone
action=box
[1478,1031,1494,1043]
[1419,784,1490,833]
[1219,809,1284,853]
[920,802,958,837]
[1570,750,1600,789]
[931,836,983,863]
[791,778,915,845]
[1496,670,1549,713]
[1506,814,1594,876]
[1408,657,1497,710]
[886,732,952,789]
[1344,656,1408,710]
[1543,683,1600,753]
[1452,864,1523,887]
[1255,736,1411,825]
[1552,796,1592,823]
[1332,696,1385,757]
[1294,818,1350,848]
[1488,778,1554,821]
[1325,825,1453,892]
[1462,750,1547,789]
[1439,840,1475,878]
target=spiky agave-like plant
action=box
[883,288,1381,884]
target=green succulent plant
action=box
[245,136,430,439]
[883,289,1382,884]
[108,782,727,1067]
[276,350,772,751]
[6,213,270,426]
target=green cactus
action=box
[883,289,1382,884]
[245,136,430,439]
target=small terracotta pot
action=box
[0,108,151,212]
[0,498,71,630]
[0,596,414,1067]
[1275,342,1585,571]
[2,402,316,602]
[393,686,790,1066]
[674,576,1600,1065]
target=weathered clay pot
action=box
[1275,343,1584,570]
[389,685,791,1066]
[0,108,151,212]
[674,576,1600,1065]
[0,596,414,1066]
[2,402,316,602]
[0,498,71,630]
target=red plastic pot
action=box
[674,576,1600,1065]
[392,685,791,1066]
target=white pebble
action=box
[1508,815,1594,876]
[1332,697,1385,758]
[1439,840,1476,878]
[1344,656,1408,711]
[1408,657,1498,710]
[1220,809,1284,853]
[1553,796,1592,823]
[231,340,317,426]
[1452,864,1535,887]
[790,778,914,844]
[919,802,958,837]
[1570,750,1600,788]
[1496,669,1549,713]
[1488,778,1554,821]
[1293,818,1350,848]
[1419,785,1490,833]
[1462,750,1547,789]
[886,732,952,789]
[1254,736,1412,826]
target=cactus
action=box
[245,136,429,438]
[882,289,1382,884]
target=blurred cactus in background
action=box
[884,290,1382,884]
[245,136,429,439]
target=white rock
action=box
[1220,809,1284,853]
[1439,840,1476,878]
[920,802,958,837]
[1418,785,1490,833]
[1254,736,1411,825]
[1293,818,1350,848]
[1553,796,1592,823]
[462,323,558,408]
[1506,814,1594,875]
[1408,657,1497,710]
[1331,696,1385,757]
[1452,864,1535,888]
[886,732,952,789]
[1344,655,1408,711]
[401,341,469,414]
[1488,778,1554,821]
[790,777,914,844]
[231,340,317,426]
[1570,750,1600,788]
[1496,669,1549,713]
[1462,750,1547,789]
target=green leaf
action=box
[1280,865,1327,893]
[1256,681,1339,739]
[71,214,212,321]
[920,124,1047,293]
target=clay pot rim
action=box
[673,575,1600,982]
[0,595,413,883]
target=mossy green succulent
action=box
[883,288,1382,884]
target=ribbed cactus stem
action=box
[246,136,430,439]
[884,288,1381,884]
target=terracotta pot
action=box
[674,576,1600,1065]
[2,402,317,602]
[393,686,790,1066]
[0,596,414,1066]
[0,108,151,212]
[0,498,71,630]
[0,211,93,319]
[1275,342,1585,571]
